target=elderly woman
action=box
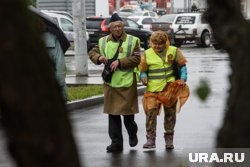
[88,13,141,152]
[139,30,188,149]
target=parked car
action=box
[119,5,142,17]
[153,8,167,16]
[128,11,158,19]
[42,11,90,50]
[42,12,75,42]
[171,12,211,47]
[128,16,157,30]
[86,16,152,49]
[150,14,177,44]
[41,10,73,20]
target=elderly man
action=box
[88,13,141,152]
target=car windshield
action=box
[129,18,140,22]
[86,19,103,29]
[175,16,196,24]
[156,14,176,22]
[126,19,139,28]
[120,9,134,13]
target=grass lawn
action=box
[67,84,103,102]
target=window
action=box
[175,16,196,24]
[157,14,176,22]
[120,9,134,13]
[60,18,73,31]
[126,19,139,28]
[142,18,153,24]
[149,12,156,17]
[86,19,103,28]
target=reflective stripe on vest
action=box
[148,66,173,79]
[101,36,108,56]
[145,46,177,92]
[99,35,139,87]
[100,35,134,57]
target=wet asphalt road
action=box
[0,45,230,167]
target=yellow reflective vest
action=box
[99,35,139,87]
[145,46,177,92]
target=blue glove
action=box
[180,65,187,82]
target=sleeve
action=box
[88,44,102,65]
[138,53,148,72]
[52,37,68,101]
[175,48,187,66]
[119,38,141,69]
[140,72,148,80]
[180,65,187,82]
[175,48,188,81]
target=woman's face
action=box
[151,41,166,53]
[109,22,124,38]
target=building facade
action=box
[37,0,108,17]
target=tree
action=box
[205,0,250,147]
[0,1,82,167]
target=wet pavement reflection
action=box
[0,45,230,167]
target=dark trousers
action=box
[108,114,138,146]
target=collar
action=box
[107,31,127,42]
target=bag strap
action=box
[107,40,123,66]
[111,40,123,61]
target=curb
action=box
[67,86,146,111]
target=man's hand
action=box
[110,60,119,72]
[98,56,108,64]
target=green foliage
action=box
[67,84,103,102]
[195,79,211,102]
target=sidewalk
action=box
[65,52,145,111]
[66,74,145,111]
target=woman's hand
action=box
[141,77,148,86]
[176,79,185,86]
[140,72,148,86]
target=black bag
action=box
[101,40,123,82]
[102,64,113,82]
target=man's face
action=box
[109,21,124,38]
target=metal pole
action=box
[72,0,88,76]
[116,0,120,14]
[148,0,153,11]
[188,0,191,11]
[170,0,174,13]
[184,0,187,11]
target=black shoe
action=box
[129,135,138,147]
[106,144,123,153]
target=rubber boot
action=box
[164,133,174,149]
[143,134,156,149]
